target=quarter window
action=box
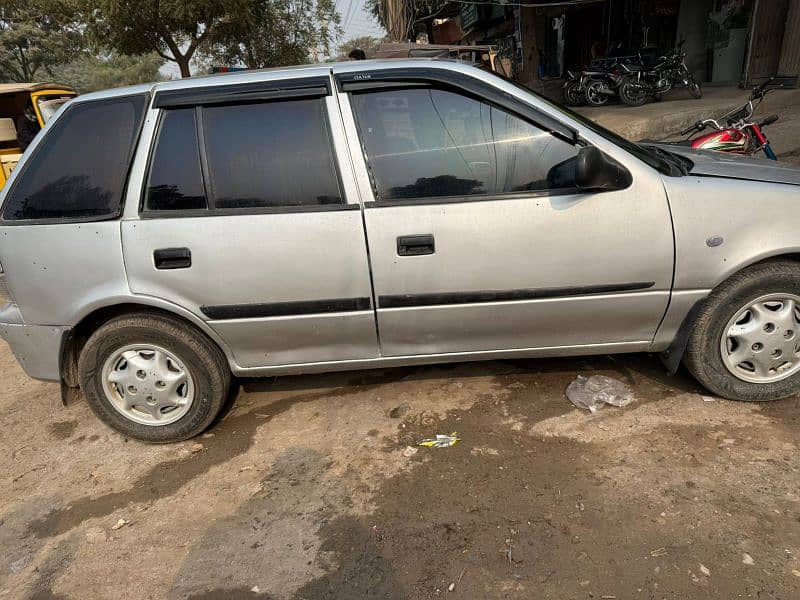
[3,94,147,221]
[350,88,578,201]
[145,108,207,211]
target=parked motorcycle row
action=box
[562,42,784,160]
[563,41,702,108]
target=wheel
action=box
[78,312,231,443]
[563,80,585,106]
[683,260,800,401]
[584,79,611,106]
[619,79,649,107]
[689,80,702,99]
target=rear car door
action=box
[122,76,378,370]
[337,69,674,357]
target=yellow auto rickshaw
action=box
[0,83,77,189]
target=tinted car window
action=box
[145,108,207,211]
[3,94,147,221]
[351,88,578,200]
[203,99,341,209]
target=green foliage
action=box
[0,0,86,82]
[204,0,341,68]
[338,35,383,59]
[2,0,343,81]
[49,52,166,93]
[87,0,248,77]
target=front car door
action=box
[122,72,378,370]
[334,64,674,358]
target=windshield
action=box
[36,96,72,123]
[489,72,677,175]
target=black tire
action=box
[563,80,585,106]
[619,79,649,107]
[78,312,231,443]
[683,260,800,401]
[689,80,702,99]
[584,79,611,106]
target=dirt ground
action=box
[3,334,800,599]
[3,108,800,600]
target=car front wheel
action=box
[78,312,231,443]
[684,260,800,401]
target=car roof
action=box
[73,59,478,104]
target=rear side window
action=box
[2,94,147,221]
[144,97,342,212]
[203,99,341,208]
[350,88,577,201]
[145,108,207,211]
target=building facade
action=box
[425,0,800,96]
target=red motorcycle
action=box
[676,78,782,160]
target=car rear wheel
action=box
[78,312,230,443]
[684,260,800,401]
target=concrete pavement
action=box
[575,85,800,156]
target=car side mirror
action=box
[575,146,632,192]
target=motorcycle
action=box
[618,40,702,107]
[563,70,586,106]
[674,78,782,160]
[583,60,630,107]
[563,58,636,107]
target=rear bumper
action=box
[0,304,66,382]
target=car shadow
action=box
[237,353,702,398]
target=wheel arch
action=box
[711,250,800,289]
[60,298,234,393]
[660,253,800,373]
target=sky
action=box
[160,0,385,78]
[336,0,386,41]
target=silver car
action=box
[2,60,799,443]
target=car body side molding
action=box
[201,297,372,320]
[378,282,656,309]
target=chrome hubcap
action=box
[102,344,194,426]
[720,293,800,384]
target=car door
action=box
[122,76,378,369]
[336,68,674,357]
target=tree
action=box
[88,0,247,78]
[366,0,445,41]
[0,0,86,82]
[50,52,166,93]
[204,0,341,69]
[338,35,383,59]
